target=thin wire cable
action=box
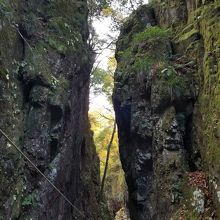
[0,128,85,219]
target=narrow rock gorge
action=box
[0,0,105,219]
[113,0,220,219]
[1,0,220,220]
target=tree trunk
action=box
[100,120,116,197]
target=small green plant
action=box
[0,0,12,21]
[0,66,9,82]
[118,48,132,61]
[132,56,153,73]
[12,60,28,76]
[171,182,183,204]
[48,37,68,54]
[159,66,180,86]
[22,192,38,207]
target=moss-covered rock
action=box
[113,4,196,219]
[0,0,105,219]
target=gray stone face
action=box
[113,4,196,220]
[0,1,104,219]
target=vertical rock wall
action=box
[0,0,102,219]
[113,1,220,219]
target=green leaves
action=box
[48,37,68,54]
[22,192,38,207]
[0,0,12,21]
[132,56,152,73]
[159,65,186,87]
[90,67,114,102]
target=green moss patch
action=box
[116,26,171,79]
[133,26,170,43]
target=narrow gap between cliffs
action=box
[88,1,148,219]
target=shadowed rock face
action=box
[113,6,195,220]
[0,1,103,219]
[114,0,220,219]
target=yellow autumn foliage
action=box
[89,110,127,213]
[102,6,114,16]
